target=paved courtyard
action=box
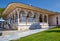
[0,29,47,41]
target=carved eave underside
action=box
[2,3,58,18]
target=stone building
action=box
[2,3,60,31]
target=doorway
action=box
[56,16,58,25]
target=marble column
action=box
[14,11,16,23]
[41,14,44,28]
[47,15,48,23]
[17,10,19,24]
[37,13,40,23]
[26,12,28,25]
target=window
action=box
[20,10,26,16]
[44,15,47,22]
[33,12,38,22]
[39,14,43,22]
[34,12,38,18]
[19,10,26,22]
[27,11,33,22]
[28,11,33,17]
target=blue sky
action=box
[0,0,60,12]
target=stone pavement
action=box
[0,29,47,41]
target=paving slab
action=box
[0,29,47,41]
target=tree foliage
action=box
[0,8,5,17]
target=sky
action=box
[0,0,60,12]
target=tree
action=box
[0,8,5,18]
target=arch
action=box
[39,14,43,22]
[26,11,33,22]
[32,12,38,22]
[56,16,58,25]
[19,9,27,22]
[33,12,38,18]
[19,9,26,17]
[44,15,47,22]
[27,11,33,17]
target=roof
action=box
[2,3,58,17]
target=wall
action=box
[6,8,49,31]
[48,15,57,26]
[18,23,49,31]
[58,14,60,25]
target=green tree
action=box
[0,8,5,18]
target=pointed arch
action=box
[27,11,33,17]
[56,16,58,25]
[39,14,43,22]
[33,12,38,18]
[44,15,47,22]
[33,12,38,22]
[19,9,26,17]
[26,11,34,22]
